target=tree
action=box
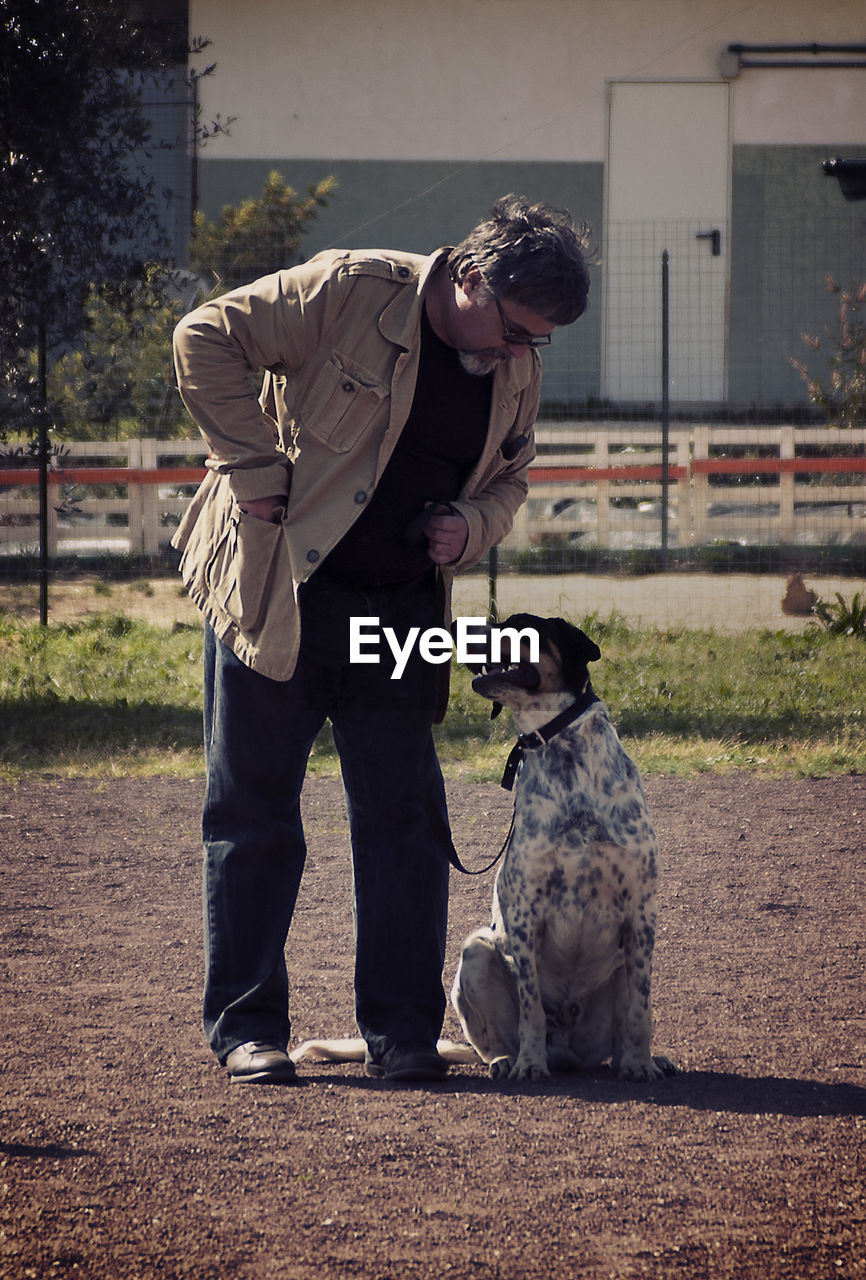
[189,170,337,292]
[0,0,185,435]
[45,174,337,439]
[45,267,190,439]
[791,276,866,429]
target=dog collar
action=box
[500,685,599,791]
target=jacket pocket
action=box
[301,350,387,452]
[207,506,284,635]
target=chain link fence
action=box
[2,211,864,631]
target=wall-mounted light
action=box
[823,158,866,202]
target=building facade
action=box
[183,0,866,414]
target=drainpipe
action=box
[720,43,866,77]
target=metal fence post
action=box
[37,318,49,625]
[487,544,498,623]
[661,250,671,567]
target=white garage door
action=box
[604,81,731,403]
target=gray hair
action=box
[447,194,593,325]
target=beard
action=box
[458,348,510,377]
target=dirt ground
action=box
[1,771,864,1280]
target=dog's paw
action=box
[618,1054,676,1082]
[509,1056,550,1082]
[489,1056,514,1081]
[652,1054,678,1077]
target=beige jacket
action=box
[172,246,540,682]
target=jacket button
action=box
[342,380,355,394]
[306,549,319,563]
[354,490,367,504]
[397,265,411,278]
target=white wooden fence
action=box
[0,439,207,557]
[509,423,866,551]
[1,426,865,557]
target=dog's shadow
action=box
[538,1068,866,1119]
[296,1067,866,1119]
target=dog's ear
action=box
[547,619,601,691]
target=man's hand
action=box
[423,504,469,564]
[238,496,286,523]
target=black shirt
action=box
[320,306,492,584]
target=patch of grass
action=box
[436,617,866,781]
[0,612,205,776]
[0,611,864,778]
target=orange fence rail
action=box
[0,467,207,487]
[2,427,865,555]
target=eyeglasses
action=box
[494,297,552,348]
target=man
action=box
[172,194,591,1084]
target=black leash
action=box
[448,809,516,877]
[449,683,599,876]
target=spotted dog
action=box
[451,614,676,1083]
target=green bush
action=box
[813,591,866,638]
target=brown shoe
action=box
[224,1040,299,1085]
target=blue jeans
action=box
[201,570,452,1064]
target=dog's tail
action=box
[289,1036,480,1066]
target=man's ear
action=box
[460,265,484,300]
